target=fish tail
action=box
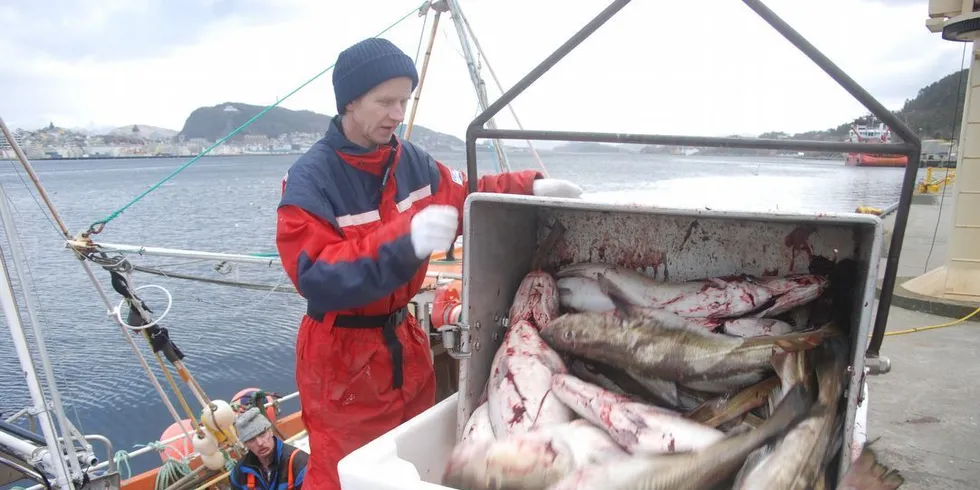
[838,446,905,489]
[596,272,640,318]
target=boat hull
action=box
[845,152,908,167]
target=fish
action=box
[509,270,560,329]
[461,401,496,445]
[545,383,814,490]
[442,419,628,490]
[557,276,722,331]
[836,446,905,490]
[567,357,711,411]
[751,274,829,318]
[732,337,848,490]
[685,376,781,428]
[557,276,616,313]
[487,319,573,437]
[557,262,773,318]
[538,309,837,394]
[722,318,796,337]
[550,374,725,454]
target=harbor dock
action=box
[869,195,980,489]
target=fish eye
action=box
[563,331,574,341]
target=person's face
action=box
[345,76,413,146]
[244,428,275,459]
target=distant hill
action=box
[781,68,967,143]
[553,142,625,153]
[177,102,463,150]
[668,68,969,157]
[107,124,178,141]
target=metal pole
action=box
[462,0,921,358]
[470,129,914,154]
[453,2,549,176]
[0,242,74,489]
[404,9,444,141]
[0,183,85,480]
[465,0,632,191]
[739,0,920,145]
[0,117,71,240]
[867,150,923,357]
[446,0,511,172]
[736,0,922,356]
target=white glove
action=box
[410,205,459,259]
[532,179,583,198]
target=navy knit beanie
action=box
[333,38,419,114]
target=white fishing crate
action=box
[338,193,884,489]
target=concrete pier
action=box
[869,196,980,489]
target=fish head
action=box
[442,432,573,489]
[539,312,628,358]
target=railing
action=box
[464,0,922,361]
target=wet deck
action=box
[870,196,980,489]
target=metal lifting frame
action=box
[464,0,922,361]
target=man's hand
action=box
[532,179,583,198]
[410,205,459,259]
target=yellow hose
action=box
[880,306,980,337]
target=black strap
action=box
[306,306,408,390]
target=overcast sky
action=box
[0,0,969,139]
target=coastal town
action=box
[0,122,322,160]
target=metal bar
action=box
[867,152,923,357]
[0,245,73,488]
[469,128,916,154]
[0,453,46,485]
[463,0,921,358]
[68,240,463,281]
[446,0,510,172]
[454,3,549,176]
[4,407,30,423]
[0,183,85,481]
[739,0,920,146]
[465,0,631,191]
[0,116,71,240]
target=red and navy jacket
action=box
[229,437,308,490]
[276,116,541,320]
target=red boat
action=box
[844,119,909,167]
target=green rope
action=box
[155,458,191,490]
[86,2,429,235]
[113,450,134,480]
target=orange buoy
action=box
[158,419,195,462]
[232,387,277,422]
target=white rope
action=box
[113,284,174,331]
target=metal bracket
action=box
[864,355,892,375]
[438,321,472,359]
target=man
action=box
[229,407,309,490]
[275,37,582,490]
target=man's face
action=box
[243,428,275,459]
[345,76,413,146]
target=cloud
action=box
[0,0,968,138]
[0,0,291,62]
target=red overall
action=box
[275,117,541,490]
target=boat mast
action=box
[445,0,511,172]
[0,196,76,489]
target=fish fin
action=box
[741,321,841,352]
[758,383,813,445]
[596,272,643,320]
[838,446,905,490]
